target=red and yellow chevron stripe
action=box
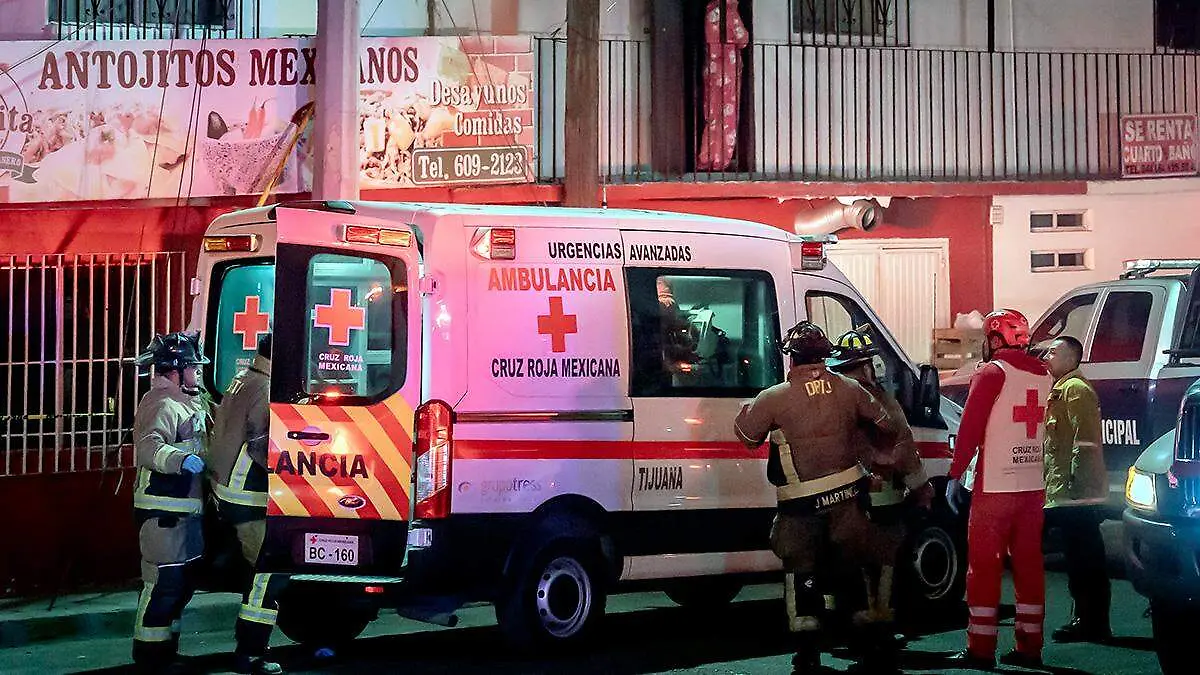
[267,393,415,520]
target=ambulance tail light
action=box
[800,241,826,270]
[203,235,259,253]
[471,227,517,260]
[413,400,454,520]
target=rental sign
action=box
[1121,113,1198,178]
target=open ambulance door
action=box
[262,206,424,576]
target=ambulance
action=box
[190,200,963,648]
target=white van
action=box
[190,200,963,648]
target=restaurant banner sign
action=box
[0,36,533,203]
[1121,113,1198,178]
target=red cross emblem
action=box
[232,296,270,350]
[314,288,367,347]
[310,535,318,544]
[1012,388,1046,439]
[537,296,577,353]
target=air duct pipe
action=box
[792,199,882,236]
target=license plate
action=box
[303,533,359,566]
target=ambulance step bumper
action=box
[289,574,406,584]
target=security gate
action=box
[0,252,188,475]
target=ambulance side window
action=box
[627,268,782,396]
[805,292,905,400]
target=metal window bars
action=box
[51,0,254,40]
[0,252,187,476]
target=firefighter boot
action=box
[234,654,284,675]
[790,634,835,674]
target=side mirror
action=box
[918,364,944,423]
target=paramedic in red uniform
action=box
[735,321,901,674]
[945,309,1051,670]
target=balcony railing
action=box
[536,37,1200,184]
[51,0,259,40]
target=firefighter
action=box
[131,331,212,673]
[209,333,285,675]
[945,309,1051,669]
[734,321,901,674]
[826,329,934,627]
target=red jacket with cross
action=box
[949,349,1050,485]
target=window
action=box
[1030,293,1098,350]
[303,254,405,400]
[627,269,781,397]
[791,0,906,45]
[805,291,906,400]
[1156,0,1200,51]
[1031,249,1090,272]
[208,262,275,397]
[49,0,227,25]
[1090,291,1153,363]
[1030,211,1087,231]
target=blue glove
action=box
[181,454,205,475]
[945,477,965,516]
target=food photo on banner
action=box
[0,35,534,203]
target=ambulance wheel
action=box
[276,587,373,648]
[901,516,966,617]
[496,540,608,650]
[1151,601,1195,675]
[663,577,743,609]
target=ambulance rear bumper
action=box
[260,514,523,597]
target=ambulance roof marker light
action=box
[202,234,259,253]
[342,224,412,248]
[799,241,827,271]
[470,227,517,261]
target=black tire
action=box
[899,514,966,618]
[276,586,374,648]
[663,577,743,610]
[496,540,608,650]
[1151,601,1196,675]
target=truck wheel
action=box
[900,516,966,618]
[276,587,374,648]
[496,540,607,650]
[663,577,743,609]
[1151,601,1195,675]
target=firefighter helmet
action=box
[136,331,210,372]
[984,308,1031,349]
[781,321,833,364]
[826,329,879,371]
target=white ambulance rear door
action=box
[266,205,423,528]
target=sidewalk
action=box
[0,586,240,649]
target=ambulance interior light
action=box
[203,235,259,253]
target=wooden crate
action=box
[932,328,985,370]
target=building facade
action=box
[1,0,1198,594]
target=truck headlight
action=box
[1126,467,1157,511]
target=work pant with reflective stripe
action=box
[233,518,287,658]
[236,571,289,657]
[965,490,1046,659]
[132,559,200,667]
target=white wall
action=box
[992,180,1200,322]
[752,0,1154,52]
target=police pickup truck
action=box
[944,260,1200,513]
[1124,373,1200,675]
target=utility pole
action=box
[563,0,600,208]
[313,0,360,200]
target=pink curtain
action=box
[696,0,749,172]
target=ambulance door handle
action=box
[288,430,330,442]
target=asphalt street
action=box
[0,566,1160,675]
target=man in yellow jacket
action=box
[1042,335,1110,643]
